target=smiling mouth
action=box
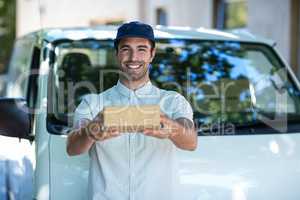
[126,64,143,69]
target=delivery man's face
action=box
[117,37,155,81]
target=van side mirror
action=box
[0,98,31,140]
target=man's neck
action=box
[119,77,150,91]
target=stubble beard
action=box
[120,64,149,82]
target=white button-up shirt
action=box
[73,80,194,200]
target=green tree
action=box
[0,0,16,73]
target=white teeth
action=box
[128,65,140,69]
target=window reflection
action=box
[151,40,300,127]
[51,39,300,134]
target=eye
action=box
[138,48,147,52]
[120,47,129,52]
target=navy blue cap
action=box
[114,21,155,49]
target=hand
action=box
[85,112,120,141]
[143,114,181,139]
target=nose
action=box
[129,49,139,61]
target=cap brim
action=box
[114,34,155,48]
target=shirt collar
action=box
[115,80,154,97]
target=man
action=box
[67,21,197,200]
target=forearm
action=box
[66,127,95,156]
[169,119,198,151]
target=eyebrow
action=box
[119,44,130,49]
[137,45,149,49]
[119,44,150,49]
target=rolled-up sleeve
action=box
[73,95,94,128]
[172,94,194,122]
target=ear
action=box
[150,47,156,62]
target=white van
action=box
[1,26,300,200]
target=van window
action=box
[48,39,300,135]
[6,37,34,98]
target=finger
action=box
[88,122,100,133]
[160,113,171,120]
[160,114,167,120]
[80,118,91,127]
[99,126,119,138]
[107,126,118,131]
[143,128,156,135]
[160,111,167,117]
[96,131,107,140]
[88,123,105,140]
[161,129,172,136]
[108,129,120,137]
[87,130,98,141]
[160,115,172,125]
[90,129,104,140]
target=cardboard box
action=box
[103,105,160,132]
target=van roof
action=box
[30,25,275,46]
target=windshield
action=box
[48,39,300,135]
